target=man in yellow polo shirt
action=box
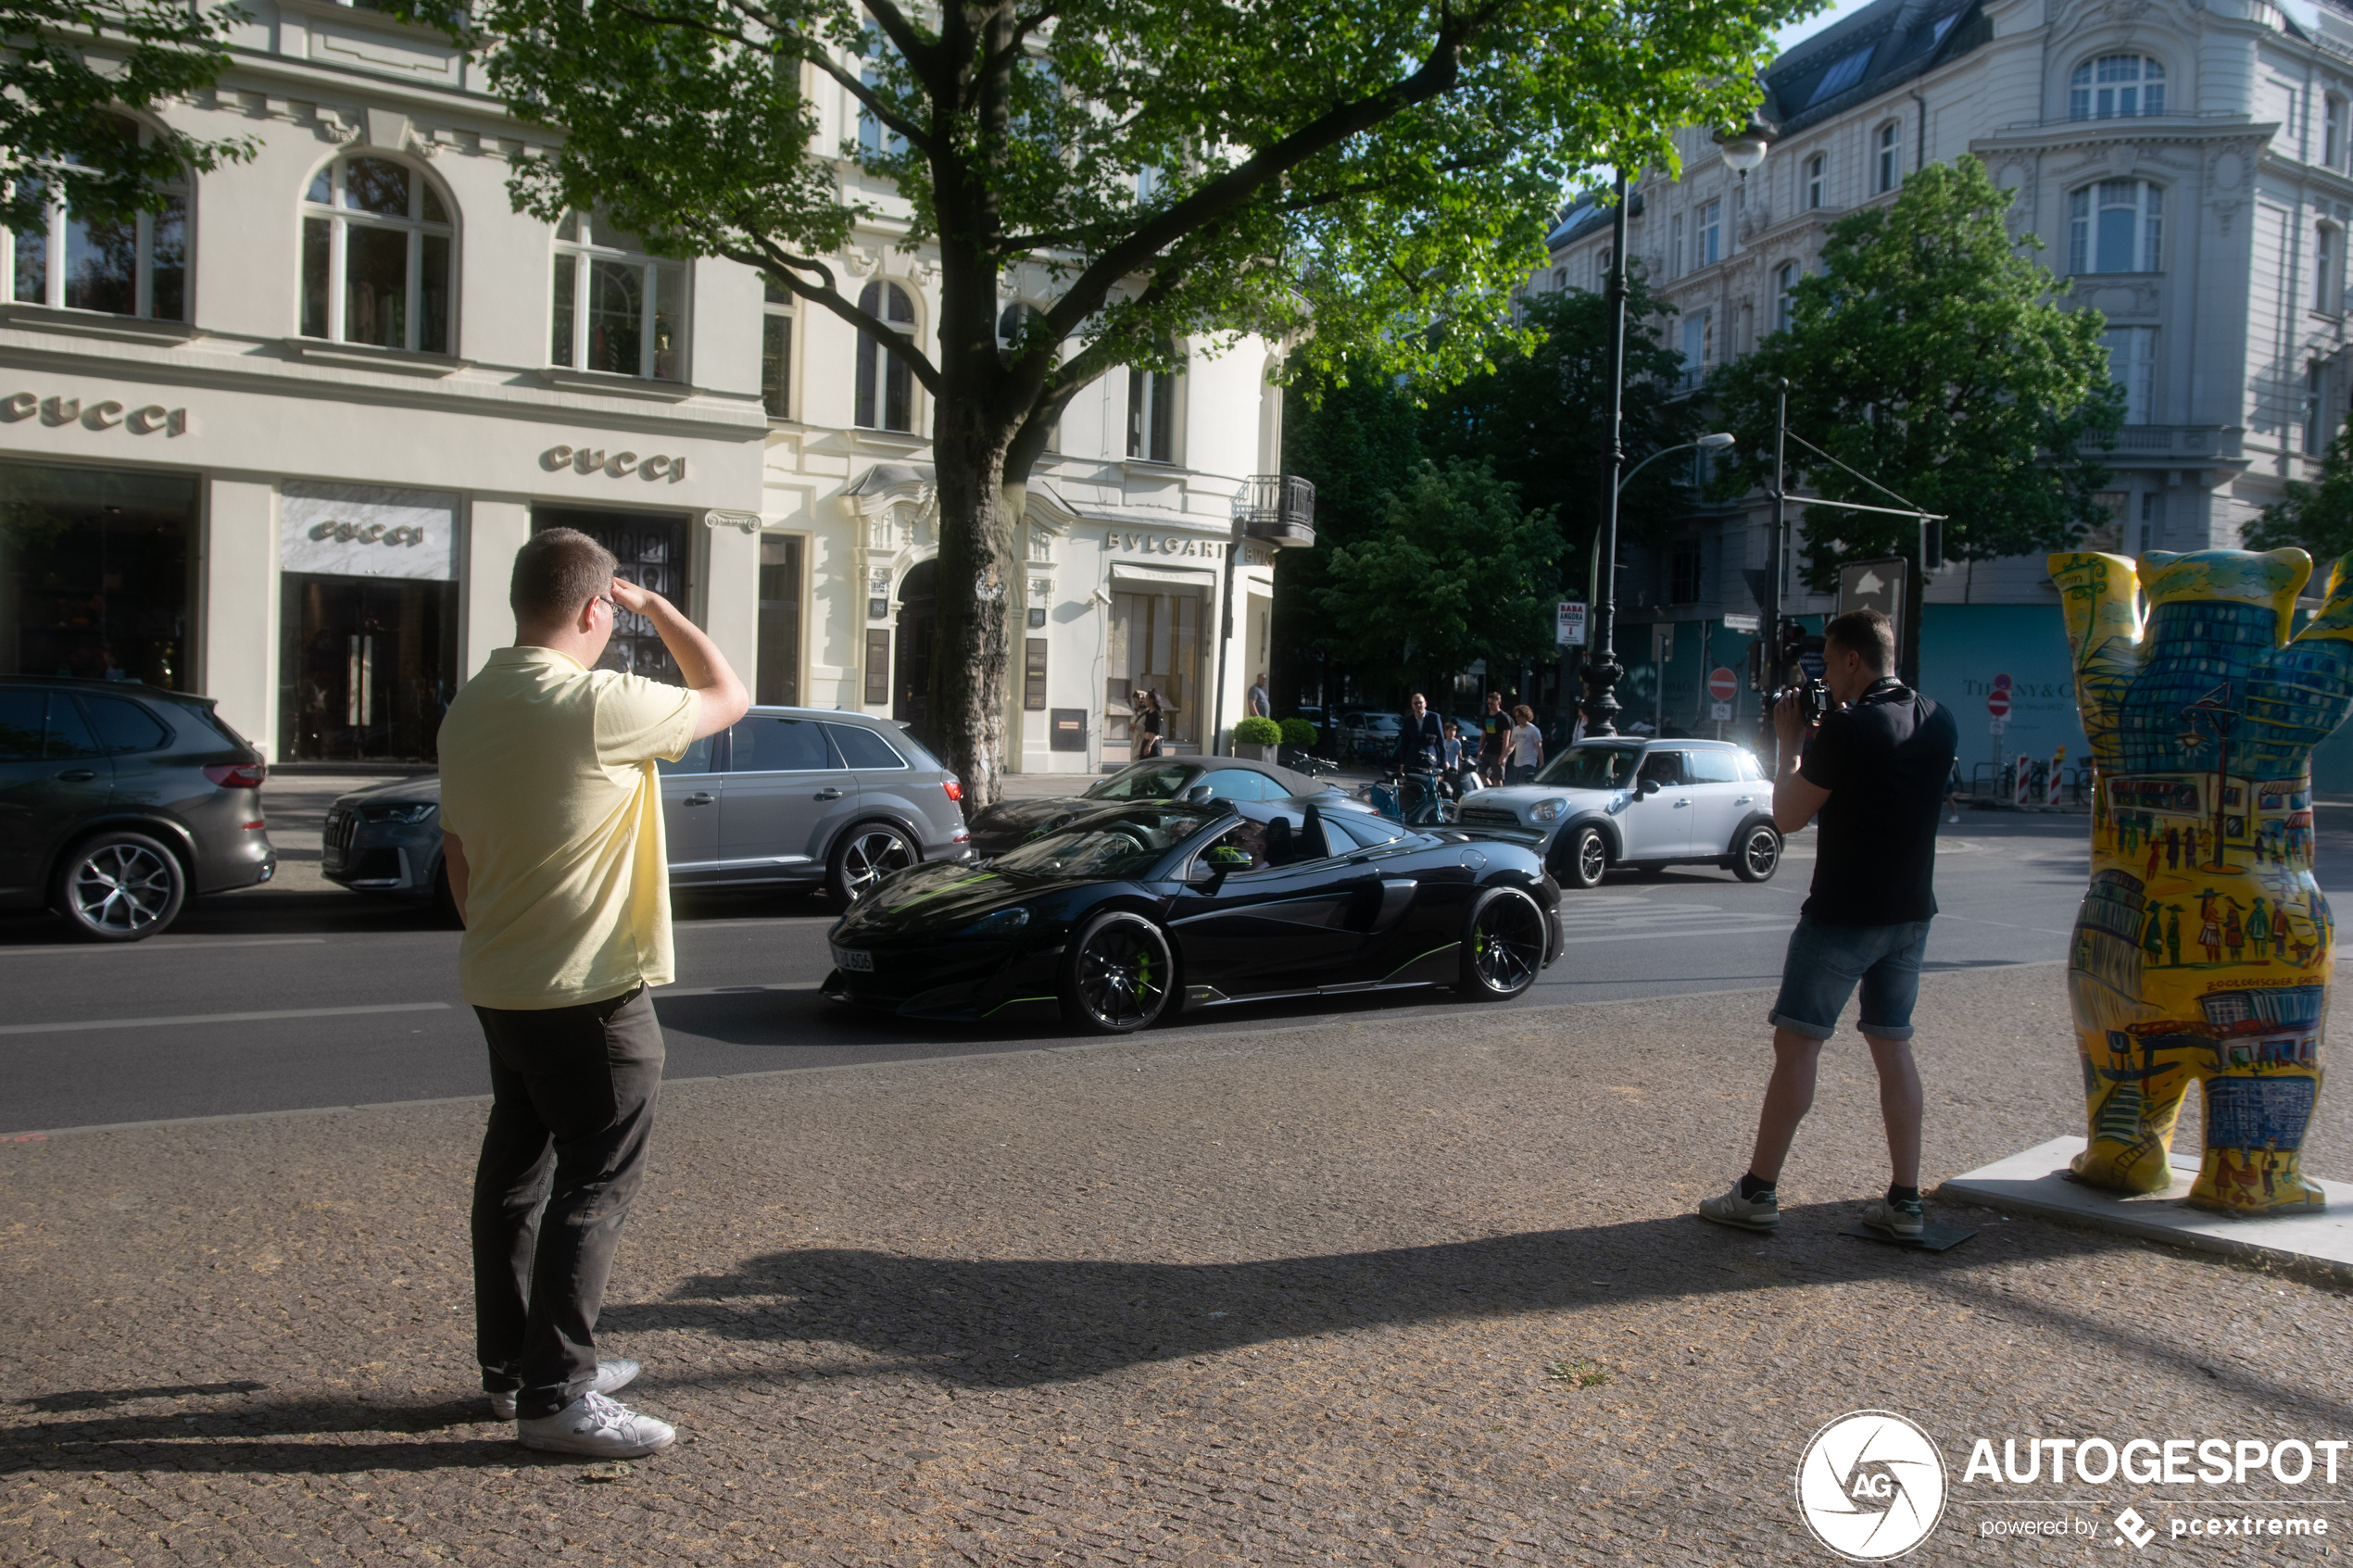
[437,527,748,1459]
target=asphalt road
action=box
[8,796,2350,1135]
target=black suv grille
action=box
[324,809,358,853]
[1460,805,1522,829]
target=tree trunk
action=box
[929,407,1017,812]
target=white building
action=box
[0,2,1286,773]
[1538,0,2353,780]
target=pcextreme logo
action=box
[1796,1411,1950,1562]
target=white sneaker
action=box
[515,1389,674,1459]
[489,1357,640,1421]
[1860,1196,1926,1239]
[1947,812,1960,823]
[1697,1180,1780,1232]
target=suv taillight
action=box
[942,778,963,803]
[204,762,268,789]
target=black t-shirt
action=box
[1797,682,1958,926]
[1479,711,1511,756]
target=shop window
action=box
[1107,588,1201,749]
[1025,637,1048,710]
[279,575,459,761]
[530,507,692,682]
[2069,55,2165,121]
[2069,181,2162,275]
[5,115,187,321]
[0,462,195,686]
[855,280,917,432]
[550,210,684,380]
[761,276,794,419]
[300,154,454,353]
[1127,350,1179,462]
[756,533,803,705]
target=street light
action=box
[1617,432,1736,493]
[1715,118,1778,178]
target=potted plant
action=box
[1232,715,1283,760]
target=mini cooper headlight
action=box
[360,802,438,824]
[1529,798,1568,822]
[955,907,1031,938]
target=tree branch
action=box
[729,231,943,395]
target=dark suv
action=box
[0,677,278,941]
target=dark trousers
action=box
[470,985,664,1419]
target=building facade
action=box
[1539,0,2353,784]
[0,1,1282,773]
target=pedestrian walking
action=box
[1477,692,1510,786]
[1506,704,1543,784]
[1699,608,1958,1241]
[1247,673,1270,719]
[437,528,749,1459]
[1135,689,1164,759]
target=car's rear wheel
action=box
[1733,822,1783,884]
[828,822,916,905]
[56,831,185,942]
[1556,824,1607,890]
[1458,885,1546,1002]
[1060,909,1173,1034]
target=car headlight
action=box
[955,907,1031,938]
[359,803,437,825]
[1529,798,1567,822]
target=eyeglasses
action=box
[592,595,616,619]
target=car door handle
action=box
[813,787,843,801]
[1734,796,1754,805]
[56,770,98,783]
[683,792,714,806]
[1672,797,1692,808]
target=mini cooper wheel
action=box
[1458,885,1546,1002]
[828,822,916,905]
[1060,910,1174,1035]
[1556,825,1607,890]
[56,831,184,942]
[1733,822,1783,884]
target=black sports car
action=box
[963,757,1342,857]
[822,796,1563,1034]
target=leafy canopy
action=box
[0,0,252,231]
[1711,157,2121,590]
[2246,418,2353,561]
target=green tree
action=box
[2246,420,2353,560]
[398,0,1803,807]
[2,0,252,232]
[1712,157,2120,593]
[1317,458,1557,697]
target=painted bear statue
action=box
[2048,547,2353,1213]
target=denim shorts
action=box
[1768,915,1932,1041]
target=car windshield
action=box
[1532,744,1642,789]
[990,807,1214,878]
[1083,763,1198,801]
[1361,715,1401,732]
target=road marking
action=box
[0,1002,450,1036]
[1554,922,1797,947]
[0,937,331,957]
[663,982,823,997]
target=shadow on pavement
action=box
[2,1394,539,1474]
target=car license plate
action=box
[832,945,873,972]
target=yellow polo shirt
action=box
[437,646,698,1010]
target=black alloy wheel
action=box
[1558,825,1607,890]
[1733,822,1783,884]
[56,831,185,942]
[1060,909,1174,1035]
[828,822,917,905]
[1459,885,1546,1001]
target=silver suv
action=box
[325,705,972,917]
[1454,737,1781,890]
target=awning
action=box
[1111,560,1217,589]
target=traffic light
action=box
[1746,639,1767,693]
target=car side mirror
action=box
[1185,784,1215,803]
[1639,777,1662,797]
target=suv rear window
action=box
[827,723,905,770]
[83,694,172,754]
[0,691,41,760]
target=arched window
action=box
[1775,260,1799,332]
[1876,122,1900,194]
[2068,180,2162,274]
[1806,153,1826,209]
[5,114,187,320]
[550,210,684,380]
[300,153,452,352]
[2070,55,2166,121]
[856,280,916,432]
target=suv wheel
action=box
[56,831,185,942]
[1733,822,1782,884]
[828,822,916,905]
[1556,825,1607,890]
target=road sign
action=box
[1721,613,1760,633]
[1653,623,1675,660]
[1837,557,1907,659]
[1708,666,1738,702]
[1989,717,2007,735]
[1711,701,1733,721]
[1987,689,2012,719]
[1554,601,1587,646]
[1993,671,2013,691]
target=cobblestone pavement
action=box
[6,964,2351,1566]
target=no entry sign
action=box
[1708,666,1738,703]
[1987,689,2012,719]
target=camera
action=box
[1780,678,1833,726]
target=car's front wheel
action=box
[1060,909,1174,1035]
[1555,824,1607,890]
[1458,885,1546,1001]
[56,831,185,942]
[1733,822,1783,884]
[828,822,917,905]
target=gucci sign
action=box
[543,445,688,482]
[308,520,428,546]
[2,392,190,435]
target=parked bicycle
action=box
[1366,768,1457,826]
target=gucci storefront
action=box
[0,460,198,690]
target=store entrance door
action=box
[280,575,459,761]
[893,558,936,738]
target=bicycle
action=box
[1365,769,1456,826]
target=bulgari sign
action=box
[1102,529,1271,566]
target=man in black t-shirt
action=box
[1477,692,1510,785]
[1699,608,1958,1242]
